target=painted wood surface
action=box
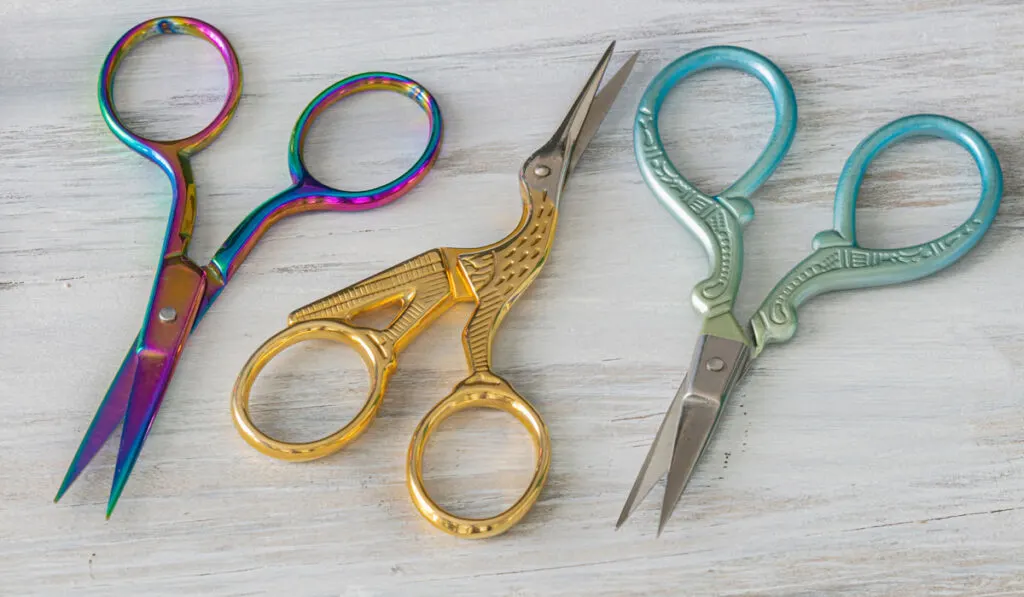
[2,0,1023,595]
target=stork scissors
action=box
[54,16,443,516]
[229,43,638,538]
[617,46,1003,534]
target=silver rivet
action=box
[706,357,725,372]
[533,165,551,177]
[158,307,177,323]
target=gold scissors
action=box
[230,43,638,538]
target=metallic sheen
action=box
[619,45,1004,534]
[232,43,638,539]
[55,16,443,517]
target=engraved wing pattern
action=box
[288,249,453,346]
[458,190,558,371]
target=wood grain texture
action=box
[2,0,1024,595]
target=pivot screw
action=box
[706,357,725,372]
[158,307,178,323]
[533,165,551,177]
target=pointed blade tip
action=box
[107,455,135,520]
[657,498,677,537]
[610,51,639,88]
[105,490,121,520]
[54,479,70,503]
[624,50,640,70]
[614,506,630,529]
[657,508,672,537]
[53,463,83,503]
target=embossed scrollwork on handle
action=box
[633,46,797,319]
[750,114,1003,355]
[636,107,746,316]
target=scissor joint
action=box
[685,334,751,406]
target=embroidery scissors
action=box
[617,46,1003,535]
[54,16,443,517]
[230,43,638,538]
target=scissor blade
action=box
[531,41,614,196]
[616,388,685,529]
[552,42,615,171]
[107,259,206,518]
[657,392,722,536]
[107,351,174,517]
[569,49,639,175]
[54,343,139,502]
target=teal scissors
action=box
[617,46,1003,534]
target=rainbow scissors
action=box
[228,43,638,538]
[54,16,443,517]
[617,46,1003,535]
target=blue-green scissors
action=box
[617,46,1003,535]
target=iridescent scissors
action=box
[54,16,443,517]
[617,46,1003,535]
[229,43,638,538]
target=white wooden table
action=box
[3,1,1023,595]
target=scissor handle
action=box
[231,326,551,539]
[98,16,243,162]
[231,245,550,537]
[635,46,797,317]
[231,247,455,460]
[286,73,443,204]
[751,114,1003,353]
[232,333,551,539]
[406,372,551,539]
[231,319,395,461]
[205,73,443,287]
